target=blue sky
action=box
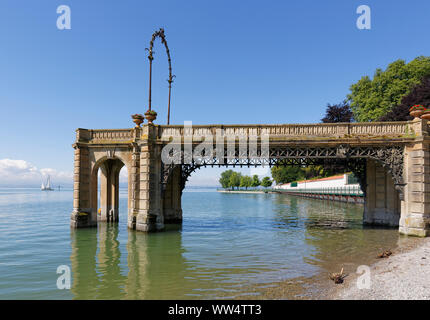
[1,0,429,186]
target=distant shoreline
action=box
[217,189,274,194]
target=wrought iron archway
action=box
[146,28,175,124]
[161,144,406,199]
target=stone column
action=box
[110,160,122,223]
[399,142,430,236]
[98,159,123,223]
[71,130,96,228]
[398,118,430,236]
[98,162,110,222]
[135,124,165,232]
[128,143,141,230]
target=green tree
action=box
[271,164,344,185]
[271,166,304,185]
[321,101,354,123]
[379,75,430,121]
[261,177,272,188]
[348,56,430,122]
[219,170,234,189]
[251,175,260,188]
[229,172,241,190]
[240,175,253,190]
[303,165,329,180]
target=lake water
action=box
[0,187,412,299]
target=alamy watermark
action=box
[356,265,371,289]
[56,265,71,290]
[356,5,371,30]
[57,5,71,30]
[161,121,270,167]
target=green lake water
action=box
[0,187,408,299]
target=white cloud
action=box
[0,159,73,186]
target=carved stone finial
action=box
[106,149,116,159]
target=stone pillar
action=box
[364,159,400,227]
[110,160,122,222]
[128,143,141,230]
[399,142,430,237]
[135,124,165,232]
[71,132,96,228]
[98,162,110,222]
[163,166,183,224]
[98,159,122,223]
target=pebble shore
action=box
[332,237,430,300]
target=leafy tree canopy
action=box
[240,175,253,189]
[271,166,304,185]
[229,172,242,190]
[219,170,234,189]
[321,101,354,123]
[261,177,272,188]
[379,75,430,121]
[271,164,346,185]
[251,175,260,187]
[348,56,430,122]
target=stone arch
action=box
[90,152,131,224]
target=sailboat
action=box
[41,175,54,191]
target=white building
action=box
[273,173,360,190]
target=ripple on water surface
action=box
[0,188,409,299]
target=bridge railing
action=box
[157,121,411,139]
[76,121,414,144]
[79,129,135,143]
[275,186,364,197]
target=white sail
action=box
[41,176,53,191]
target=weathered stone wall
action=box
[163,166,183,224]
[135,125,165,232]
[364,160,400,227]
[71,142,95,228]
[399,143,430,237]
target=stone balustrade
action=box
[157,121,413,139]
[76,128,135,143]
[76,121,416,144]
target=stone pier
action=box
[71,119,430,237]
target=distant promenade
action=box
[218,174,364,204]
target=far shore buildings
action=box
[273,173,361,191]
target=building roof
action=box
[280,174,345,186]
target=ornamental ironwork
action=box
[161,144,405,198]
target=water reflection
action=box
[300,197,399,273]
[70,228,100,299]
[70,224,187,299]
[69,192,407,300]
[97,224,126,299]
[1,188,414,299]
